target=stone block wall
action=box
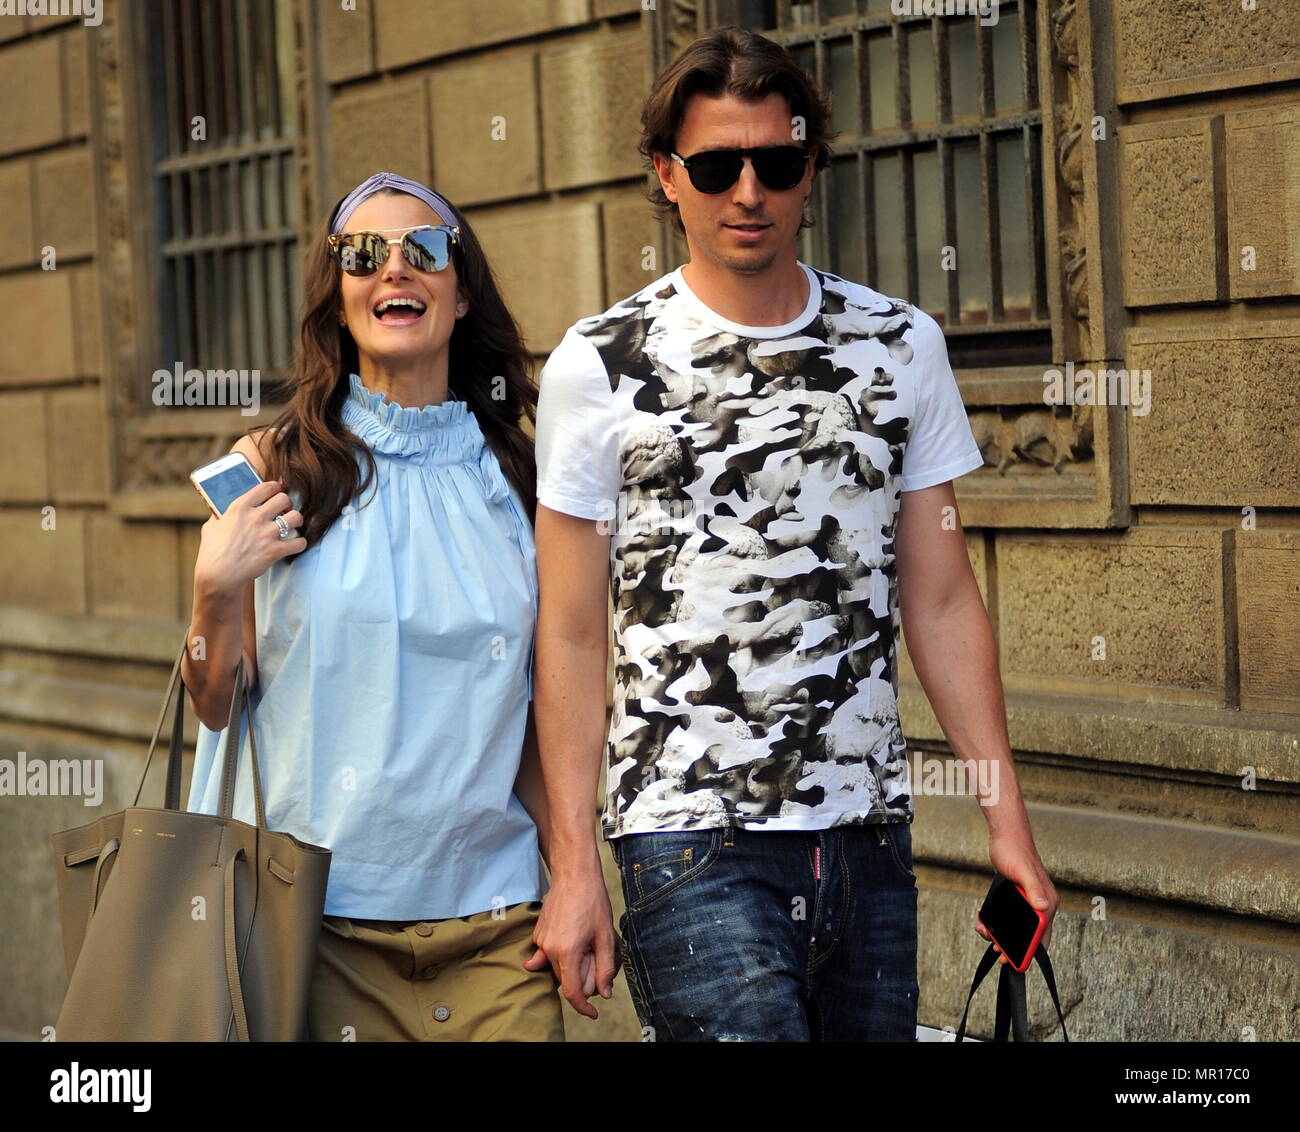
[897,0,1300,1041]
[0,0,1297,1043]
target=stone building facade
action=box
[0,0,1296,1042]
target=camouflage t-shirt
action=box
[535,262,983,838]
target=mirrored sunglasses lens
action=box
[403,229,451,271]
[337,234,385,275]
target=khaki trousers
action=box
[306,900,564,1042]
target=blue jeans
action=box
[611,822,919,1042]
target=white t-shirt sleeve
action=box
[535,327,623,521]
[899,309,985,492]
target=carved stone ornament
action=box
[1050,0,1091,356]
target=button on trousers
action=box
[306,900,564,1042]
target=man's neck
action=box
[679,255,809,328]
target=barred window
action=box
[719,0,1048,367]
[144,0,299,387]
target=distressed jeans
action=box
[611,822,919,1042]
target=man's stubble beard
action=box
[704,237,783,277]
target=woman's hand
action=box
[194,479,306,598]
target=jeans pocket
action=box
[621,829,722,912]
[617,922,652,1034]
[880,822,918,883]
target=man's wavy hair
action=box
[638,25,836,237]
[245,186,537,557]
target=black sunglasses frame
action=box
[326,224,461,276]
[670,145,811,194]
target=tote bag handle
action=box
[955,942,1070,1042]
[132,636,267,829]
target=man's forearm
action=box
[534,633,609,877]
[901,588,1033,837]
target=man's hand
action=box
[975,828,1059,964]
[523,859,620,1019]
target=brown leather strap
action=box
[245,671,268,829]
[135,635,268,829]
[85,836,120,936]
[133,637,188,809]
[223,847,251,1042]
[217,659,268,829]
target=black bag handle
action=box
[955,941,1069,1042]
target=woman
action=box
[182,171,562,1042]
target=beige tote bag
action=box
[50,637,331,1041]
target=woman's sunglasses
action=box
[670,145,810,194]
[326,224,460,276]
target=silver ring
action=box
[274,514,292,540]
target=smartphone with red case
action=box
[977,873,1047,972]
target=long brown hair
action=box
[251,187,537,552]
[638,25,835,237]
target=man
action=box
[525,25,1059,1041]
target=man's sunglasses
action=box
[671,145,810,194]
[326,224,460,276]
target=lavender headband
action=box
[330,171,457,233]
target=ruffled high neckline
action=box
[340,372,512,503]
[342,372,477,459]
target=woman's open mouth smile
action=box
[372,294,428,326]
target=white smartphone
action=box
[190,452,264,517]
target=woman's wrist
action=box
[192,570,244,611]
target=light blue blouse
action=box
[186,371,542,920]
